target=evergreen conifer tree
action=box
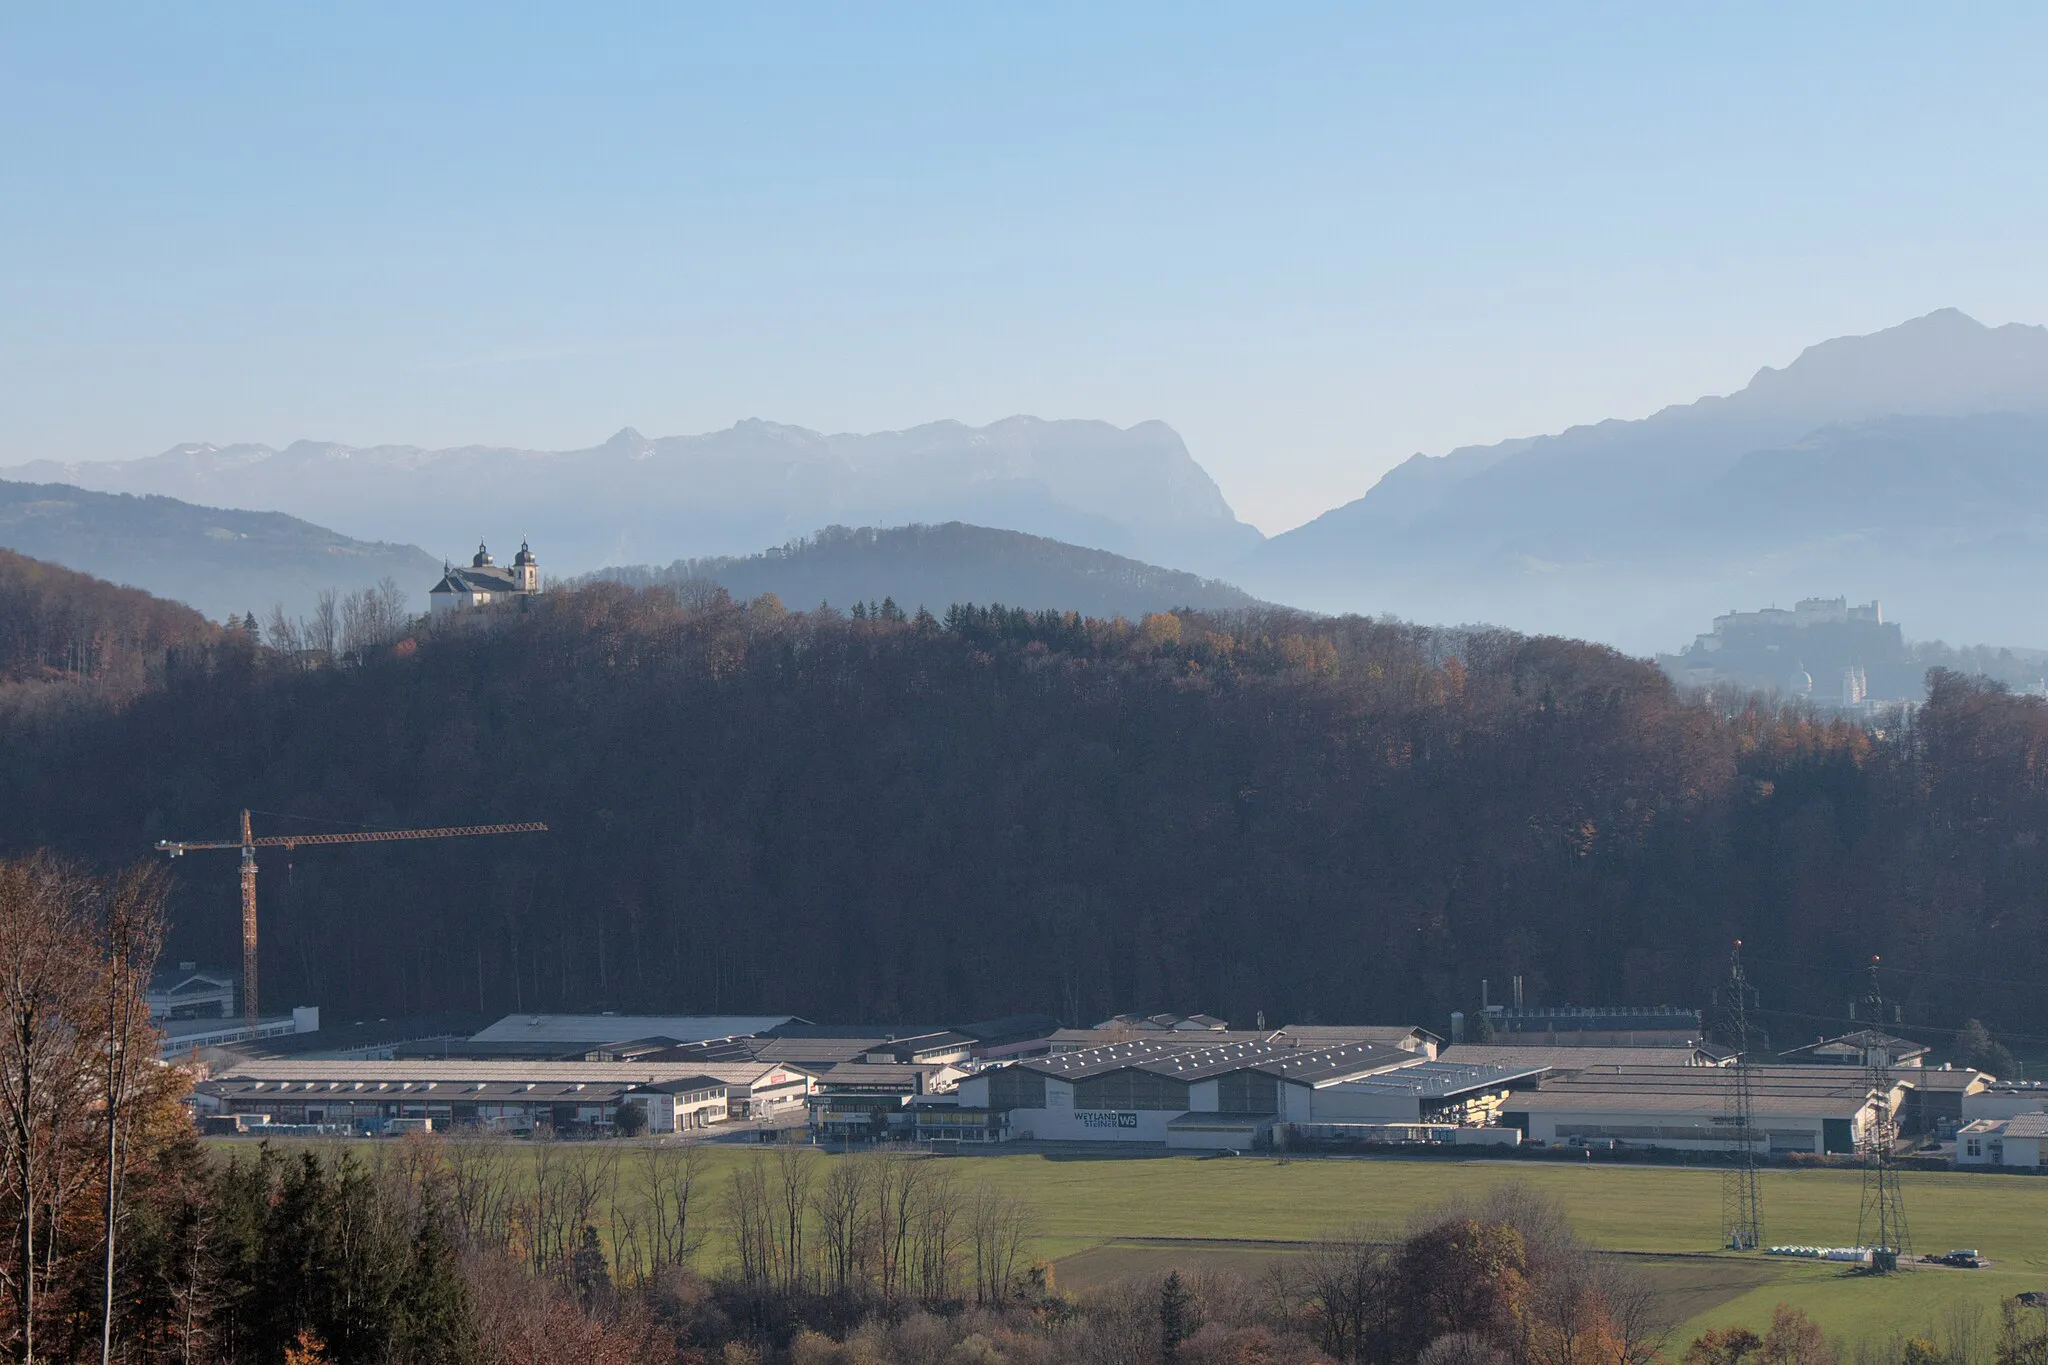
[326,1153,403,1361]
[572,1224,612,1309]
[257,1153,337,1358]
[391,1198,479,1365]
[1159,1270,1194,1363]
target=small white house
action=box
[1957,1113,2048,1169]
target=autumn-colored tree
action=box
[1683,1326,1763,1365]
[1398,1219,1530,1357]
[0,855,171,1364]
[283,1327,333,1364]
[1685,1307,1838,1365]
[1758,1305,1836,1365]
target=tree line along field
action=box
[240,1139,2048,1348]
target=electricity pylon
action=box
[1855,956,1911,1265]
[1718,941,1764,1251]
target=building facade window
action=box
[1217,1071,1280,1115]
[1072,1070,1190,1112]
[988,1069,1048,1109]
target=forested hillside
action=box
[1,577,2043,1048]
[0,547,213,692]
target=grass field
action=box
[941,1151,2048,1344]
[245,1138,2048,1347]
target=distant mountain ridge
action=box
[4,415,1264,580]
[584,522,1266,620]
[1244,310,2048,651]
[0,480,441,622]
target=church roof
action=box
[432,565,524,595]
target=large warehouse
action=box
[196,1057,818,1132]
[1500,1065,1895,1155]
[952,1038,1536,1147]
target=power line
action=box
[1741,951,2046,996]
[1760,1007,2048,1049]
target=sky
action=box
[4,6,2047,534]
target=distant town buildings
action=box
[1661,596,1910,708]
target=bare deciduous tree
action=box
[967,1183,1033,1306]
[94,865,167,1364]
[810,1153,871,1300]
[0,856,97,1363]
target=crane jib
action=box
[152,816,547,1028]
[156,822,548,854]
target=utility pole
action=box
[1719,941,1764,1251]
[1856,956,1910,1267]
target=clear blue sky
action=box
[4,5,2045,532]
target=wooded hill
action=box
[1,563,2043,1048]
[0,547,213,692]
[583,522,1262,620]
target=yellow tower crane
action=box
[156,809,547,1031]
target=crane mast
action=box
[158,809,547,1031]
[239,809,257,1035]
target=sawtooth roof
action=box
[1016,1039,1414,1085]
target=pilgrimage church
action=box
[429,540,541,616]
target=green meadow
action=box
[239,1139,2048,1346]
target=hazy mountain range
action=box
[583,522,1262,620]
[2,416,1261,581]
[9,308,2048,652]
[1244,308,2048,650]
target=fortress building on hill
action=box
[1660,596,1909,707]
[429,540,540,616]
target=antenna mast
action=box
[1856,956,1910,1267]
[1720,941,1764,1250]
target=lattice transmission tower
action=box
[1855,956,1911,1266]
[1718,940,1764,1251]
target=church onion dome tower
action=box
[473,541,494,568]
[1788,661,1814,698]
[513,539,538,591]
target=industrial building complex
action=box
[180,1003,2014,1174]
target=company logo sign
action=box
[1076,1111,1139,1129]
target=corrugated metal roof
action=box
[1319,1061,1548,1098]
[1046,1025,1429,1052]
[1441,1045,1724,1071]
[470,1014,794,1045]
[206,1058,814,1086]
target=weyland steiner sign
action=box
[1076,1111,1139,1129]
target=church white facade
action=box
[429,540,541,616]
